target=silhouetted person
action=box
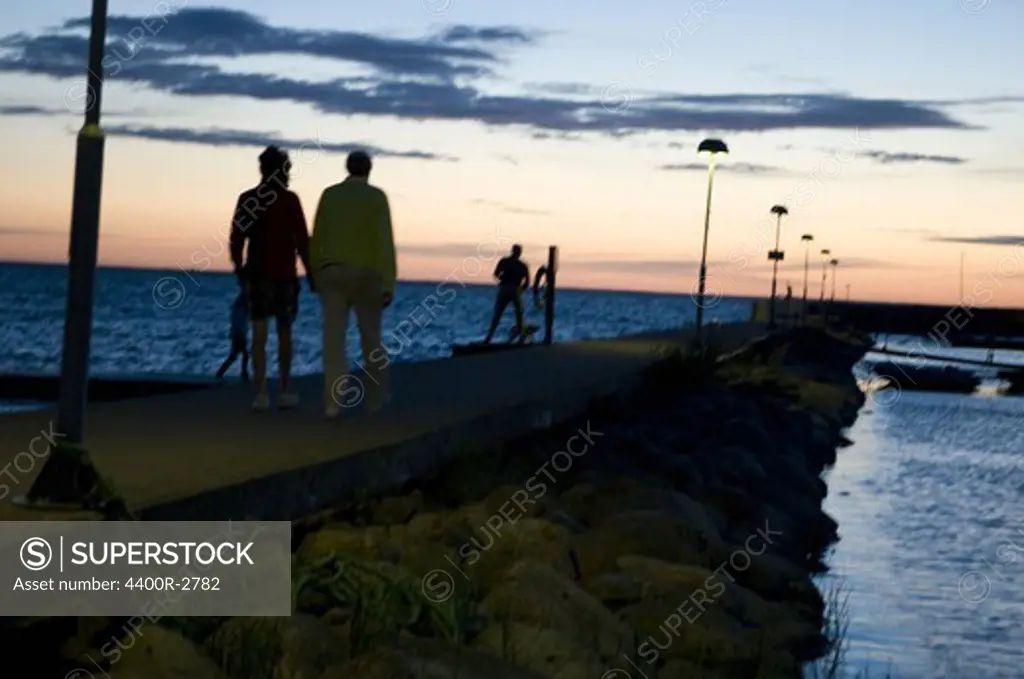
[229,146,314,411]
[484,245,529,344]
[215,291,250,381]
[312,150,397,419]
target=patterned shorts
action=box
[248,278,299,326]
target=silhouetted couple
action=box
[228,146,396,419]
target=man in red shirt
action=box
[229,146,314,411]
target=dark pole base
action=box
[13,442,134,520]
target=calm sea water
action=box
[817,338,1024,678]
[0,262,750,377]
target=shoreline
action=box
[36,326,871,678]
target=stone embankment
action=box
[58,327,872,679]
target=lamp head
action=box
[697,138,729,155]
[820,249,831,256]
[801,234,813,242]
[770,204,788,216]
[830,258,839,266]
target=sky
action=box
[0,0,1022,305]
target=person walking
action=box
[229,146,314,411]
[311,151,397,419]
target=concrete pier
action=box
[0,324,760,523]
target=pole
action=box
[801,245,809,324]
[56,0,109,445]
[695,155,716,338]
[845,283,850,302]
[830,262,837,303]
[768,213,782,328]
[543,246,557,345]
[820,259,827,305]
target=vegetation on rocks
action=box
[46,326,870,679]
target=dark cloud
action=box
[0,104,66,116]
[472,198,549,215]
[103,124,454,160]
[0,7,981,136]
[660,162,784,174]
[435,25,536,45]
[929,235,1024,246]
[861,150,967,165]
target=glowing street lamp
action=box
[695,138,728,337]
[767,204,788,328]
[800,234,813,322]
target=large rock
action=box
[206,614,349,679]
[474,622,600,679]
[573,511,711,580]
[482,560,633,664]
[323,637,547,679]
[106,626,227,679]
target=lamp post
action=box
[767,204,788,328]
[845,283,850,302]
[819,248,831,310]
[800,234,813,323]
[56,0,110,445]
[695,138,728,339]
[830,258,839,303]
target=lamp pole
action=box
[56,0,109,445]
[695,138,728,339]
[819,248,831,313]
[800,234,813,323]
[767,205,788,329]
[830,258,839,303]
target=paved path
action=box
[0,324,761,521]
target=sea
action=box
[3,263,1023,677]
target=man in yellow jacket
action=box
[311,151,397,419]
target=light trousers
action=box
[318,264,387,409]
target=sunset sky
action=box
[1,0,1022,305]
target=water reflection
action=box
[822,365,1024,678]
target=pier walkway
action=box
[0,324,760,523]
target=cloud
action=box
[861,150,967,165]
[434,25,536,45]
[472,198,549,215]
[929,235,1024,246]
[0,7,982,138]
[660,162,784,174]
[103,124,454,160]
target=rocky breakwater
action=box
[68,327,871,679]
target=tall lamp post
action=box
[829,258,839,303]
[695,138,728,338]
[767,204,788,328]
[58,0,109,445]
[800,234,813,323]
[819,248,831,310]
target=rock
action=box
[581,572,645,608]
[323,637,547,679]
[482,560,633,664]
[483,484,546,519]
[105,626,227,679]
[474,622,599,679]
[452,518,578,592]
[370,490,424,525]
[573,511,710,580]
[206,614,349,679]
